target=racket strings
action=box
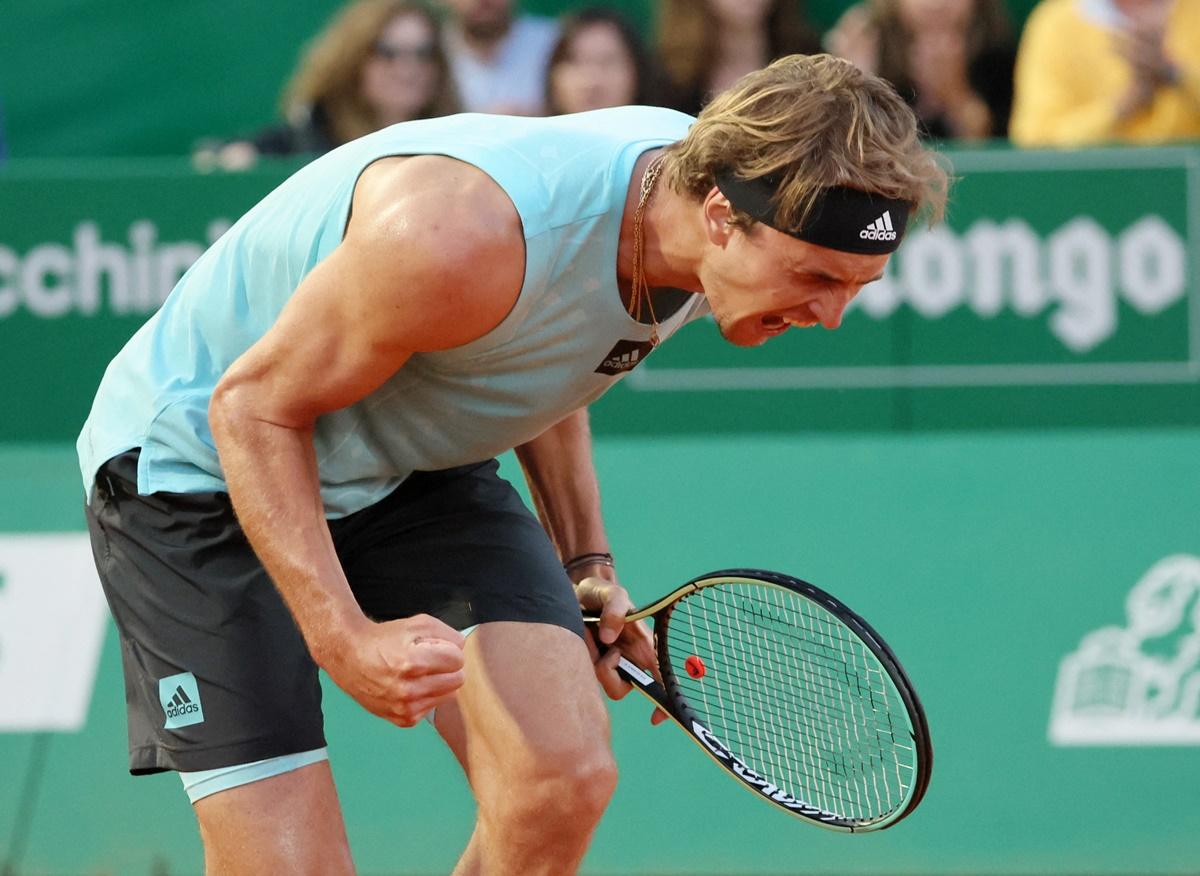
[670,630,903,815]
[671,628,898,821]
[670,611,897,740]
[665,582,914,824]
[742,589,904,818]
[753,598,904,819]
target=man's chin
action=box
[715,322,768,348]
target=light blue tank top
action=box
[77,108,708,518]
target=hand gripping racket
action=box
[588,568,932,832]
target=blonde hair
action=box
[282,0,459,146]
[662,54,949,232]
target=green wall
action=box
[2,432,1199,875]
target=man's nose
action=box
[812,290,853,329]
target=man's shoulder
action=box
[354,155,522,260]
[343,156,524,346]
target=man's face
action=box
[696,195,890,347]
[444,0,513,39]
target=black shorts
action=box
[85,450,584,775]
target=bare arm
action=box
[515,409,662,720]
[515,408,610,569]
[209,156,524,725]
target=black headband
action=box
[715,171,911,255]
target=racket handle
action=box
[615,655,671,709]
[616,656,655,688]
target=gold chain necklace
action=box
[630,153,666,347]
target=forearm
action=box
[210,385,366,665]
[514,407,609,563]
[518,409,646,670]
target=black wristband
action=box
[563,552,614,573]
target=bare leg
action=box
[434,622,617,876]
[193,760,355,876]
[433,700,483,873]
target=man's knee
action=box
[547,746,619,822]
[481,743,618,832]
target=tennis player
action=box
[79,54,945,875]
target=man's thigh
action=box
[194,760,354,876]
[437,621,611,785]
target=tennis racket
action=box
[586,568,931,832]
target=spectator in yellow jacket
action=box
[1010,0,1200,146]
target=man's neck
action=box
[616,151,704,304]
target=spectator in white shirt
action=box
[441,0,559,114]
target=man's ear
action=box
[701,186,737,246]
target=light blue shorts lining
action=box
[180,747,329,803]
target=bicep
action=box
[216,242,413,429]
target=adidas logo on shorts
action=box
[159,671,205,729]
[860,210,897,242]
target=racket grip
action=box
[616,655,655,688]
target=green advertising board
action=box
[2,146,1198,441]
[636,148,1196,383]
[0,158,299,443]
[608,146,1200,433]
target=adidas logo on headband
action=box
[860,211,897,242]
[714,170,911,255]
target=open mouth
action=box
[760,314,817,334]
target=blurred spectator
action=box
[199,0,458,170]
[545,7,660,114]
[441,0,558,115]
[1010,0,1200,146]
[657,0,822,115]
[826,0,1015,140]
